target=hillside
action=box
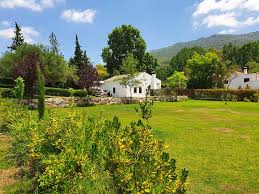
[151,31,259,65]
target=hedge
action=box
[153,88,259,102]
[0,88,16,98]
[0,84,14,88]
[0,77,15,86]
[45,87,89,97]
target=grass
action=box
[1,100,259,193]
[49,100,259,194]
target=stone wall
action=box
[21,96,188,108]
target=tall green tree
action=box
[166,72,188,98]
[49,32,60,55]
[102,25,146,75]
[96,64,109,80]
[141,52,159,74]
[170,46,206,73]
[222,43,239,67]
[187,51,227,89]
[69,34,84,69]
[8,22,25,51]
[36,67,45,120]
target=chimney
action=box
[243,67,248,74]
[151,72,156,89]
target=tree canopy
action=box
[102,25,147,75]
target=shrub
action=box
[73,89,88,97]
[0,99,28,133]
[0,77,15,86]
[0,83,14,88]
[5,105,188,193]
[45,87,72,97]
[0,88,16,98]
[15,77,25,99]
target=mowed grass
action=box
[50,100,259,194]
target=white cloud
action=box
[0,26,39,43]
[61,9,97,24]
[0,0,64,12]
[193,0,259,33]
[1,20,10,27]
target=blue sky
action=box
[0,0,259,64]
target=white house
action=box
[228,67,259,89]
[100,72,161,98]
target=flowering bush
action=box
[1,101,188,193]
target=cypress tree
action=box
[8,22,25,51]
[37,67,45,120]
[71,34,83,69]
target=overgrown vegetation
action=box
[0,99,188,193]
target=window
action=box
[113,87,116,94]
[244,78,250,83]
[139,87,142,93]
[134,87,138,93]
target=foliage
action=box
[69,35,84,69]
[141,52,159,74]
[187,51,227,89]
[166,72,188,96]
[245,61,259,73]
[45,87,72,97]
[37,67,45,120]
[170,46,206,73]
[96,64,109,80]
[0,99,28,133]
[8,22,25,51]
[119,54,141,98]
[0,88,16,98]
[102,25,146,75]
[14,77,25,99]
[135,86,154,120]
[156,64,172,81]
[49,32,60,55]
[222,43,239,67]
[45,87,89,97]
[12,45,44,98]
[151,32,259,65]
[191,89,259,101]
[73,89,88,97]
[42,47,77,87]
[77,63,99,89]
[1,100,189,193]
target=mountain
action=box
[151,31,259,65]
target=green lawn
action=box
[50,100,259,194]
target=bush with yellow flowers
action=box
[1,99,188,193]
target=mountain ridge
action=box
[151,31,259,65]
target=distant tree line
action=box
[156,41,259,89]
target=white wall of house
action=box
[100,72,162,98]
[228,72,259,89]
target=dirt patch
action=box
[221,184,252,194]
[213,127,233,134]
[175,109,184,112]
[0,167,19,194]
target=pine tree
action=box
[8,22,25,51]
[70,34,83,69]
[49,32,60,55]
[82,50,91,65]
